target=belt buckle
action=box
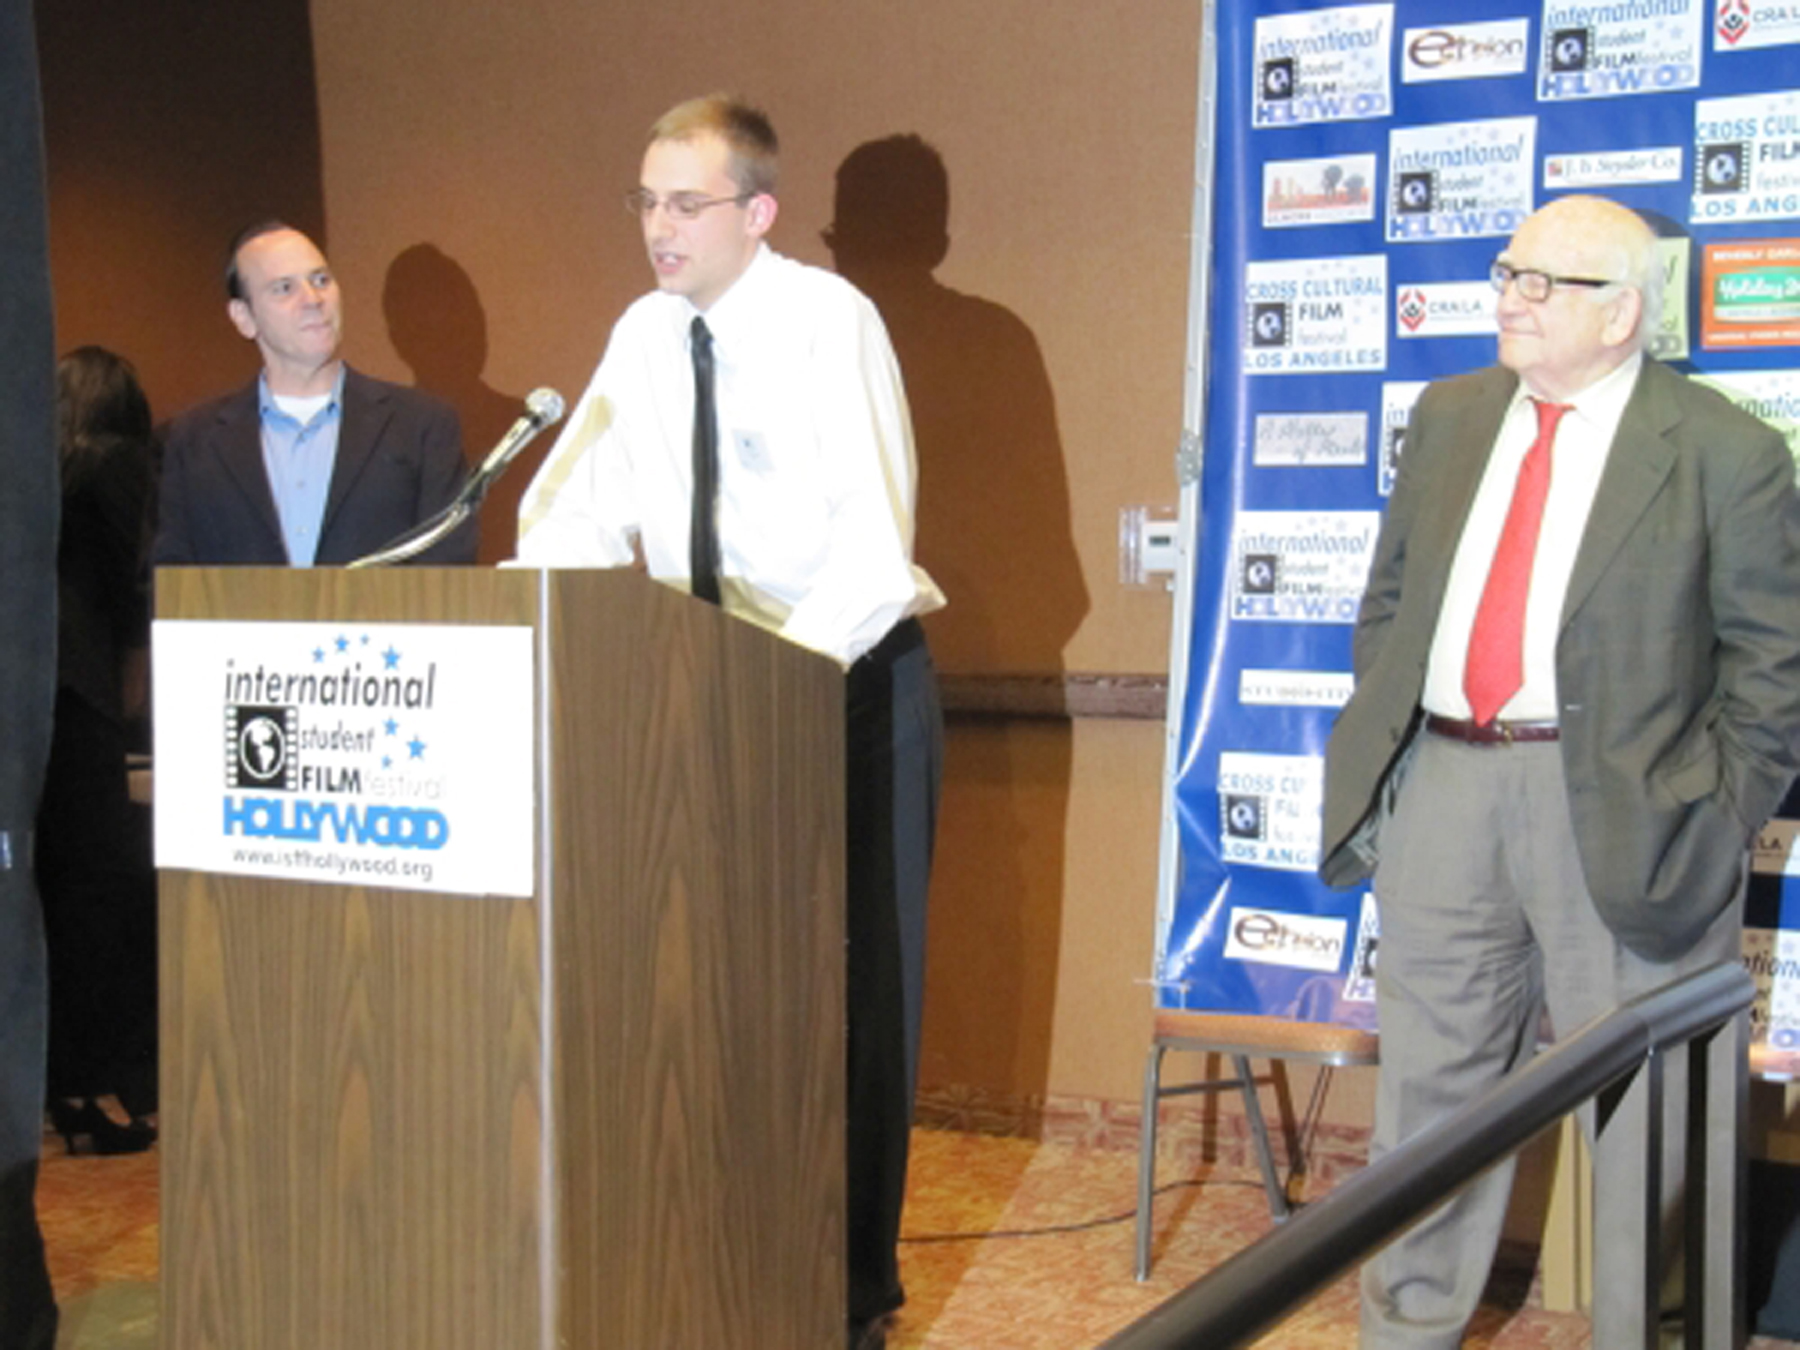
[1496,721,1514,746]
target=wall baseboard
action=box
[939,672,1168,720]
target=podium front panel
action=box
[155,567,845,1350]
[545,572,846,1350]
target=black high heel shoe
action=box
[47,1098,156,1156]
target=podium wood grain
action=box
[156,567,845,1350]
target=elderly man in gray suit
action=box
[1321,193,1800,1347]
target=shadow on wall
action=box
[382,244,529,564]
[824,134,1089,674]
[826,135,1088,1128]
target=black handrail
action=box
[1102,961,1754,1349]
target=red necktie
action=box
[1463,397,1571,726]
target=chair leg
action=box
[1291,1063,1334,1181]
[1135,1041,1169,1280]
[1234,1053,1290,1222]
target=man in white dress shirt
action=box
[516,94,944,1350]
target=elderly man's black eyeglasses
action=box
[1489,260,1621,302]
[623,189,754,221]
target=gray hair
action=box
[1614,219,1664,352]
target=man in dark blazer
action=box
[1321,194,1800,1347]
[1,1,63,1342]
[154,222,473,567]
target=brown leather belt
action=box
[1424,713,1560,745]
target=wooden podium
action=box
[154,567,846,1350]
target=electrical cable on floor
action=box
[899,1177,1294,1243]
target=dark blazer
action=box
[152,367,474,566]
[1,0,63,1338]
[1320,359,1800,960]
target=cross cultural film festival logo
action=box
[221,635,450,851]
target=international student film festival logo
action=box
[227,704,297,790]
[1250,301,1291,349]
[1548,25,1593,73]
[1241,552,1280,596]
[216,634,450,850]
[1394,170,1436,219]
[1699,141,1749,195]
[221,641,436,794]
[1222,792,1267,843]
[1260,55,1296,103]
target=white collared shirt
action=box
[1422,352,1644,721]
[515,245,944,666]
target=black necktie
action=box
[688,316,721,605]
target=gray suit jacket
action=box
[1320,359,1800,960]
[153,367,474,566]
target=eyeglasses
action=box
[1489,260,1620,302]
[623,189,754,221]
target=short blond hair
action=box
[650,94,779,196]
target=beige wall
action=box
[45,1,1369,1130]
[302,0,1203,1112]
[39,0,327,416]
[926,718,1163,1106]
[305,0,1194,668]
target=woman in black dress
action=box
[37,346,158,1154]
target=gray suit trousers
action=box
[1361,731,1740,1349]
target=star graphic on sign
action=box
[335,635,349,653]
[408,736,427,760]
[383,645,402,670]
[385,718,399,736]
[313,646,326,663]
[381,755,393,769]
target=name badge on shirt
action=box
[732,429,774,474]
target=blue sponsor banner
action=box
[1161,0,1800,1033]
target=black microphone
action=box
[347,387,566,568]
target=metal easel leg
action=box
[1135,1041,1169,1281]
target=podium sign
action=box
[154,566,846,1350]
[153,619,534,896]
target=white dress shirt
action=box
[1423,352,1643,721]
[516,245,944,666]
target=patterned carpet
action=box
[897,1128,1577,1349]
[32,1117,1800,1348]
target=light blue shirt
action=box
[258,367,344,566]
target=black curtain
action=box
[0,0,63,1344]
